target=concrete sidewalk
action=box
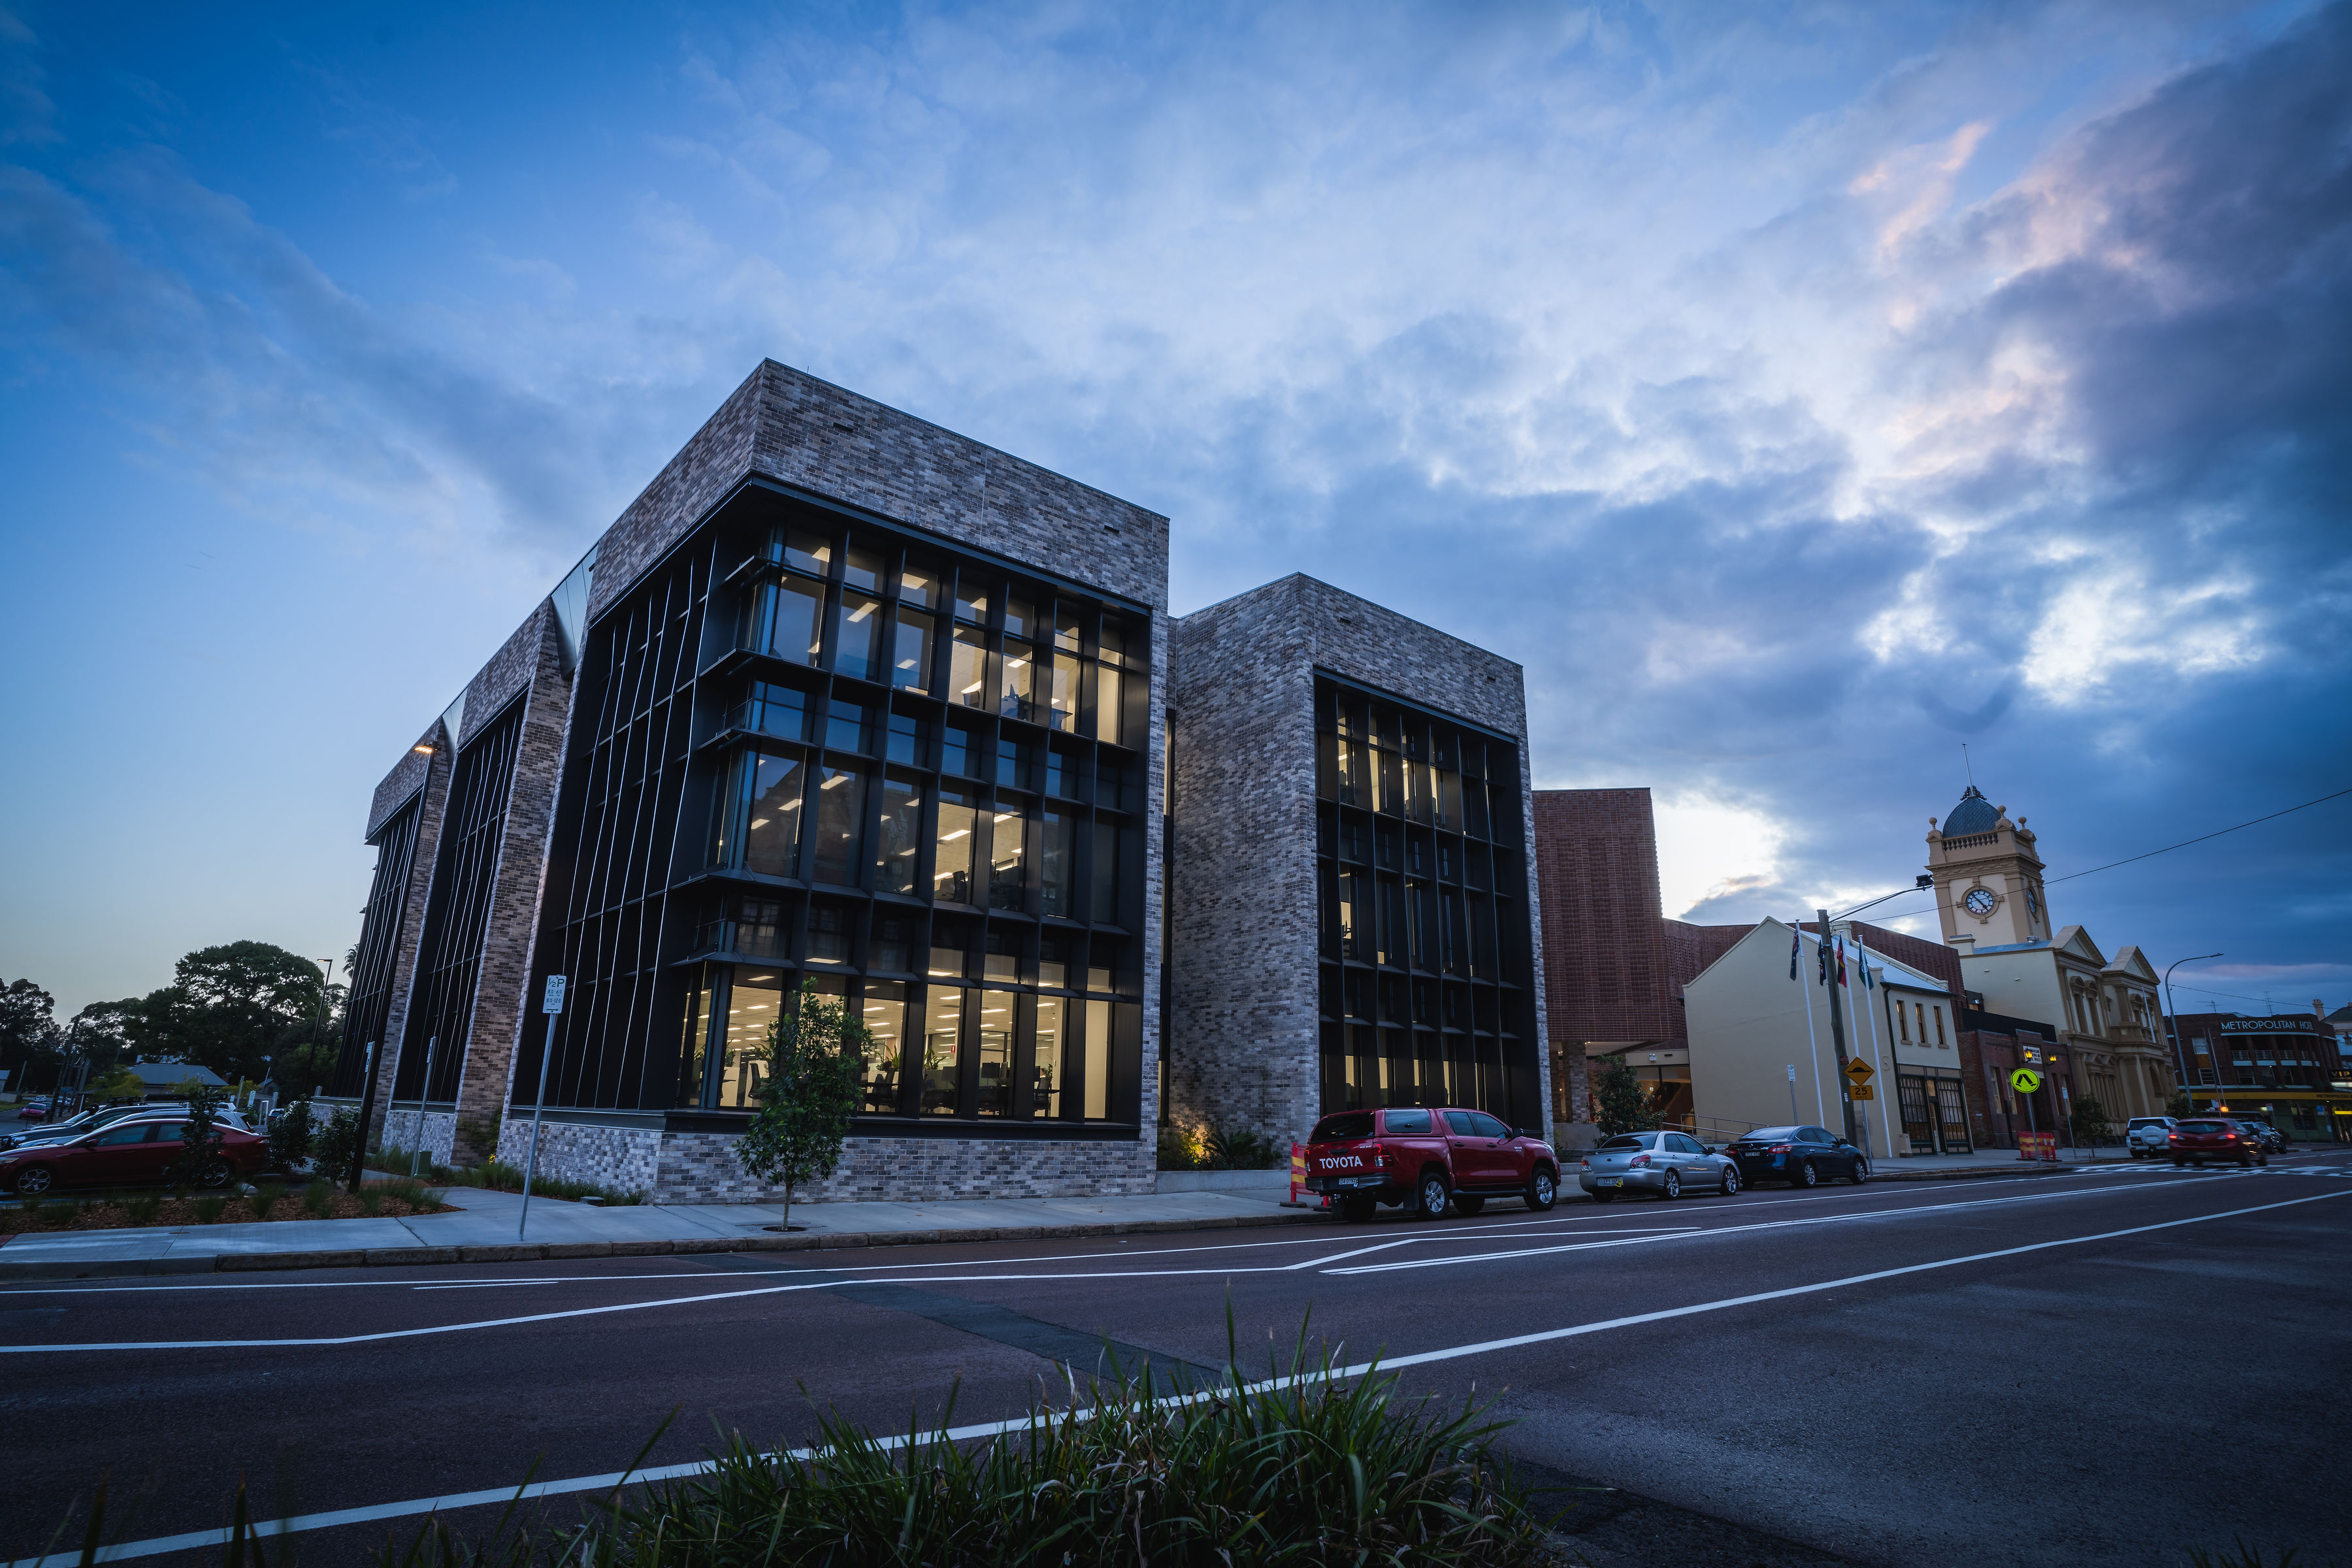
[0,1182,1322,1280]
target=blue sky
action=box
[2,0,2345,1023]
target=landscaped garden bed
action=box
[0,1178,454,1234]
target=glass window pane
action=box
[1090,819,1118,923]
[1093,664,1123,744]
[813,767,866,885]
[837,593,883,681]
[826,699,875,754]
[1043,749,1070,799]
[886,711,928,766]
[996,737,1031,791]
[955,578,989,625]
[768,578,824,664]
[934,791,977,904]
[860,983,905,1113]
[874,778,922,896]
[921,988,962,1114]
[1000,640,1036,722]
[1085,999,1111,1119]
[951,627,988,710]
[983,928,1021,982]
[784,529,832,576]
[892,609,934,693]
[808,904,851,964]
[941,724,977,777]
[1033,996,1066,1117]
[990,809,1026,911]
[1048,654,1081,730]
[1005,598,1036,640]
[742,753,804,877]
[976,990,1015,1115]
[1054,610,1082,653]
[870,911,915,973]
[1099,620,1127,662]
[929,918,970,979]
[1037,934,1069,989]
[843,544,883,593]
[743,681,808,741]
[1039,810,1076,919]
[681,976,715,1104]
[896,560,938,611]
[720,972,786,1109]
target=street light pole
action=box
[519,975,566,1240]
[2164,953,2225,1114]
[1818,909,1861,1148]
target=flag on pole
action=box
[1856,940,1875,989]
[1818,926,1830,987]
[1789,922,1801,981]
[1835,938,1849,988]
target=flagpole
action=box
[1795,920,1827,1126]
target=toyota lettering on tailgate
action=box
[1322,1155,1364,1169]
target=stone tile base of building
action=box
[380,1109,458,1166]
[493,1119,1158,1205]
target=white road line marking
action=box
[1282,1239,1416,1269]
[412,1281,563,1290]
[22,1186,2346,1568]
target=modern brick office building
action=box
[1166,576,1550,1144]
[335,361,1170,1201]
[335,363,1551,1202]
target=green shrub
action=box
[123,1194,163,1226]
[301,1178,335,1217]
[1158,1124,1204,1170]
[268,1100,316,1171]
[191,1196,226,1224]
[30,1199,74,1230]
[250,1183,284,1220]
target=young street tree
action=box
[736,983,868,1230]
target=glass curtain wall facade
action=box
[1313,676,1537,1124]
[393,696,525,1105]
[331,797,422,1098]
[515,483,1151,1136]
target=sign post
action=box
[1844,1056,1876,1102]
[519,976,565,1239]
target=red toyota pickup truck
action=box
[1303,1105,1560,1222]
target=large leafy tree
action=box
[0,978,61,1088]
[135,942,328,1085]
[63,998,141,1073]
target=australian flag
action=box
[1789,922,1801,981]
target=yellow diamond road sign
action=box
[1844,1058,1874,1083]
[2011,1068,2043,1094]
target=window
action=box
[1038,810,1077,918]
[1092,819,1120,923]
[990,809,1027,910]
[955,580,989,625]
[922,988,962,1114]
[842,544,883,593]
[983,928,1021,982]
[742,681,808,741]
[941,724,977,777]
[976,990,1015,1115]
[825,700,875,754]
[1049,654,1081,730]
[886,712,928,766]
[783,529,832,576]
[1001,640,1037,722]
[1094,664,1124,745]
[762,577,825,664]
[996,737,1032,791]
[1085,999,1111,1118]
[874,778,923,895]
[870,913,915,973]
[812,767,866,885]
[929,918,971,979]
[1033,996,1066,1117]
[900,560,939,608]
[951,627,988,709]
[808,904,851,963]
[721,752,805,878]
[1037,934,1070,989]
[892,609,935,693]
[934,791,977,904]
[1043,749,1073,799]
[1934,1007,1947,1045]
[718,972,786,1108]
[1054,610,1082,653]
[861,985,906,1113]
[836,593,883,681]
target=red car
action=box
[0,1117,270,1194]
[1303,1105,1560,1222]
[2168,1118,2269,1168]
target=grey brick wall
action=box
[497,1120,1155,1205]
[1168,574,1551,1147]
[365,715,457,1142]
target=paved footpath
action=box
[0,1147,2149,1279]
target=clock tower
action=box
[1927,785,2049,952]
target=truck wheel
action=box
[1526,1168,1558,1211]
[1413,1171,1451,1220]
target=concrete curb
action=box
[1,1209,1327,1280]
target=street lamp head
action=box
[413,743,436,755]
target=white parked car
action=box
[2125,1116,2177,1158]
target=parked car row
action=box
[1298,1109,1887,1221]
[0,1106,270,1195]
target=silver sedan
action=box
[1578,1130,1740,1201]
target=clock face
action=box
[1964,888,1998,917]
[2026,885,2041,917]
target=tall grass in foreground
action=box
[52,1320,1554,1567]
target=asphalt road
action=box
[4,1151,2349,1568]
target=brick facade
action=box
[364,716,456,1143]
[1168,574,1547,1147]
